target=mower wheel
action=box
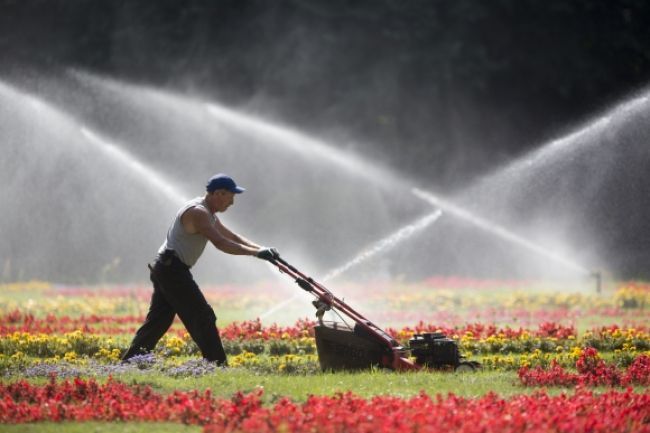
[454,361,480,373]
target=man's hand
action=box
[256,247,280,261]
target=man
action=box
[122,173,278,365]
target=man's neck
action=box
[202,195,216,214]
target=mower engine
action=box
[409,332,461,369]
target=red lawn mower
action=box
[270,255,481,372]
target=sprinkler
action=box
[591,271,602,293]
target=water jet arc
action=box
[322,210,443,282]
[202,95,591,279]
[412,188,589,275]
[80,128,189,205]
[469,91,650,195]
[204,102,403,189]
[260,209,443,319]
[66,72,608,281]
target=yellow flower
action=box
[569,347,583,360]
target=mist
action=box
[1,1,650,286]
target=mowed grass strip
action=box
[126,369,574,401]
[4,369,574,402]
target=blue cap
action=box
[206,174,245,193]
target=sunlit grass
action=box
[6,368,566,402]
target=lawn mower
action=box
[269,255,481,372]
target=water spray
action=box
[322,210,443,282]
[260,209,444,320]
[66,72,647,290]
[412,188,590,276]
[203,102,402,190]
[79,128,189,205]
[72,73,610,283]
[470,91,650,194]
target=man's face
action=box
[213,190,235,212]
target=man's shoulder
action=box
[181,205,213,235]
[183,205,210,220]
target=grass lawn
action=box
[124,369,543,400]
[8,369,574,402]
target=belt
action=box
[150,249,190,270]
[148,249,175,271]
[158,249,177,263]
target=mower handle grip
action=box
[270,256,316,291]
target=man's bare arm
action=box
[214,217,262,249]
[186,207,259,256]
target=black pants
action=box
[122,251,227,365]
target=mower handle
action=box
[269,255,420,371]
[270,256,321,293]
[273,257,322,289]
[268,255,404,349]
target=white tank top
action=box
[158,197,215,267]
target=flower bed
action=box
[519,348,650,387]
[3,280,648,328]
[1,377,648,433]
[1,279,649,431]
